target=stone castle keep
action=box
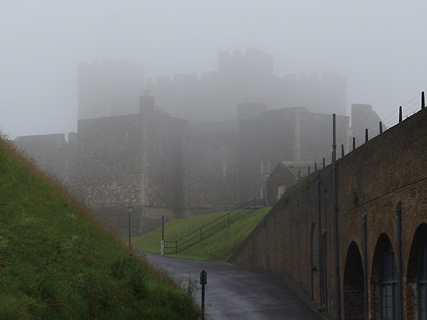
[14,49,377,236]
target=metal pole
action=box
[399,106,402,122]
[200,270,207,319]
[362,213,368,320]
[396,200,403,320]
[128,211,131,249]
[422,91,425,109]
[162,215,165,241]
[161,215,165,255]
[332,114,341,320]
[201,282,205,317]
[127,204,132,250]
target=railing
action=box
[163,199,262,254]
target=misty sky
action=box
[1,0,426,139]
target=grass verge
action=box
[132,207,270,261]
[0,136,200,319]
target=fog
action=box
[1,0,426,139]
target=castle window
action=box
[261,161,270,174]
[418,241,427,320]
[380,243,398,320]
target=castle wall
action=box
[237,108,349,203]
[146,50,347,122]
[15,102,352,238]
[77,115,145,208]
[229,106,427,319]
[14,133,75,184]
[237,109,297,202]
[76,112,188,235]
[184,121,239,209]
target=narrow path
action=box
[141,253,321,320]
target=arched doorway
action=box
[371,233,398,320]
[343,241,364,320]
[407,223,427,319]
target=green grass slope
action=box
[0,137,200,320]
[132,207,270,261]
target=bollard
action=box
[200,270,207,319]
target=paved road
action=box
[140,253,321,320]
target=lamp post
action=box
[127,204,133,249]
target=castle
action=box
[14,49,379,236]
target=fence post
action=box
[422,91,425,109]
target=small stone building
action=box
[266,161,311,207]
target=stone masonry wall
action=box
[237,108,349,203]
[184,121,239,209]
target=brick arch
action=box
[343,241,364,320]
[370,233,396,320]
[406,223,427,319]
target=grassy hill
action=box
[132,207,270,261]
[0,137,200,319]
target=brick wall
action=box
[230,107,427,319]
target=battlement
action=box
[217,49,273,76]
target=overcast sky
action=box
[1,0,426,139]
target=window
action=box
[380,243,398,320]
[261,161,270,174]
[418,241,427,320]
[277,185,285,200]
[260,187,266,200]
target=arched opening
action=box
[370,233,397,320]
[343,241,364,320]
[406,223,427,319]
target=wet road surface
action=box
[141,253,321,320]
